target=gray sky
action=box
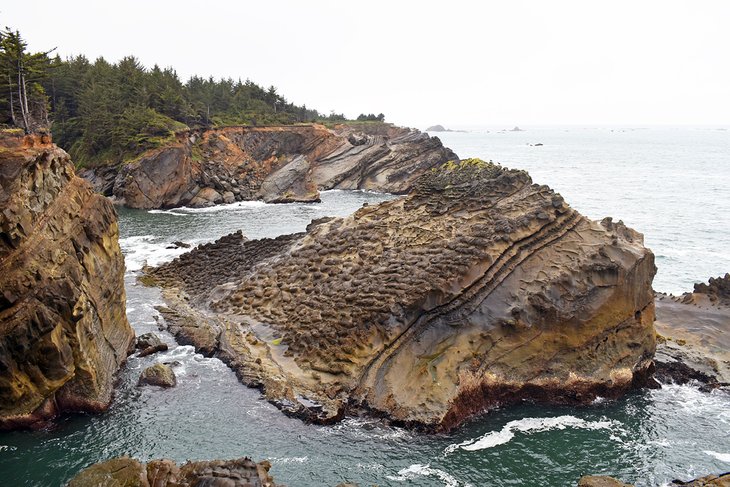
[4,0,729,127]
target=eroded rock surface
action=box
[146,159,656,430]
[654,280,730,386]
[138,363,176,388]
[67,456,279,487]
[0,132,134,429]
[83,123,457,208]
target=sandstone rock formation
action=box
[654,278,730,387]
[146,159,656,430]
[81,123,457,209]
[0,132,134,429]
[578,476,633,487]
[138,363,176,388]
[67,456,279,487]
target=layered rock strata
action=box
[81,123,457,209]
[67,456,279,487]
[654,277,730,387]
[146,159,656,430]
[0,132,134,429]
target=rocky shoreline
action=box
[80,123,457,209]
[144,158,657,431]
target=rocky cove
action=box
[0,128,728,486]
[79,123,457,208]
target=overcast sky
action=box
[3,1,729,128]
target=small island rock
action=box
[138,363,176,388]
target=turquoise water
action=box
[1,128,729,486]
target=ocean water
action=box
[1,128,729,486]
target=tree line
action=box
[0,28,385,166]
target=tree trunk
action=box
[18,66,30,132]
[7,73,16,126]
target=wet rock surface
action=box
[654,285,730,387]
[578,475,633,487]
[0,132,134,430]
[86,123,457,209]
[67,456,280,487]
[138,363,176,388]
[145,159,656,431]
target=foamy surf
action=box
[445,415,619,454]
[704,451,730,462]
[386,464,471,487]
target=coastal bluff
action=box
[146,159,657,431]
[81,123,457,209]
[0,132,134,429]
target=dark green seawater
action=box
[1,127,729,486]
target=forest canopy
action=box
[0,28,384,166]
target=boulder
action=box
[67,457,279,487]
[146,159,656,430]
[0,132,134,430]
[138,363,176,388]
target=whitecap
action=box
[147,209,188,216]
[269,456,308,464]
[704,450,730,462]
[446,415,619,453]
[386,464,468,487]
[177,200,269,213]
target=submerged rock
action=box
[67,456,279,487]
[138,363,176,388]
[0,132,134,430]
[84,123,457,209]
[146,158,656,430]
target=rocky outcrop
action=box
[81,123,457,208]
[577,473,730,487]
[67,456,279,487]
[145,159,656,431]
[138,363,176,388]
[0,132,134,429]
[654,280,730,387]
[693,274,730,305]
[578,476,633,487]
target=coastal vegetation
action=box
[0,28,384,166]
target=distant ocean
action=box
[432,126,730,294]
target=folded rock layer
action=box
[82,123,457,209]
[148,159,656,430]
[0,132,133,429]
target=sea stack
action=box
[0,131,134,429]
[147,158,657,431]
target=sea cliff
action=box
[0,131,134,429]
[81,123,457,209]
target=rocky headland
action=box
[80,123,457,209]
[67,456,279,487]
[0,131,134,429]
[145,158,656,431]
[654,274,730,388]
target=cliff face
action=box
[0,132,134,429]
[81,123,457,209]
[147,159,656,431]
